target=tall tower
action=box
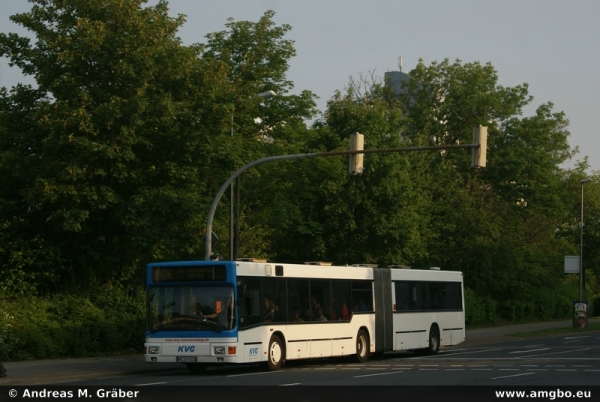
[384,56,410,98]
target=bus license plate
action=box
[177,357,197,363]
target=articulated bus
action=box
[144,259,465,372]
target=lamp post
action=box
[229,90,277,260]
[579,178,592,301]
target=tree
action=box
[399,59,577,318]
[0,0,222,293]
[0,1,315,295]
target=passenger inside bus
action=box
[262,298,275,322]
[315,307,327,322]
[192,302,218,321]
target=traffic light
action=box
[472,125,487,168]
[349,132,364,175]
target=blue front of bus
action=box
[144,261,241,366]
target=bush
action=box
[465,287,497,327]
[0,287,145,361]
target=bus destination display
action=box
[152,265,227,282]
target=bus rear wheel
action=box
[427,326,440,355]
[356,329,370,363]
[266,334,284,371]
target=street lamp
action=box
[229,90,277,260]
[579,178,592,301]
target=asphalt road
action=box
[0,318,598,387]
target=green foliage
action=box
[464,287,497,327]
[0,288,145,361]
[0,1,598,361]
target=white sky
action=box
[1,0,599,172]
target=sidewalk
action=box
[0,318,598,385]
[464,317,600,345]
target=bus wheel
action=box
[427,326,440,355]
[266,334,284,371]
[185,363,207,373]
[356,329,370,363]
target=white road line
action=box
[514,348,591,358]
[509,348,551,354]
[429,348,502,357]
[227,371,279,378]
[280,383,302,386]
[492,372,535,380]
[135,382,168,386]
[354,371,405,378]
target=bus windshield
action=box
[147,285,235,332]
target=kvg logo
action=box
[178,346,195,353]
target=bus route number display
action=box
[152,265,227,282]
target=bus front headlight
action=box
[148,346,160,355]
[214,346,226,355]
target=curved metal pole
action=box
[204,143,479,260]
[205,152,317,260]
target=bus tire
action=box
[356,329,370,363]
[427,326,440,355]
[266,334,284,371]
[185,363,207,373]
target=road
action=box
[0,319,598,389]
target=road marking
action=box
[492,372,535,380]
[354,371,405,378]
[509,348,551,354]
[227,371,279,377]
[280,383,302,386]
[431,348,502,357]
[135,382,168,386]
[514,348,591,358]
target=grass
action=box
[506,321,600,338]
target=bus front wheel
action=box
[356,329,370,363]
[266,334,284,371]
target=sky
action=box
[1,0,599,172]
